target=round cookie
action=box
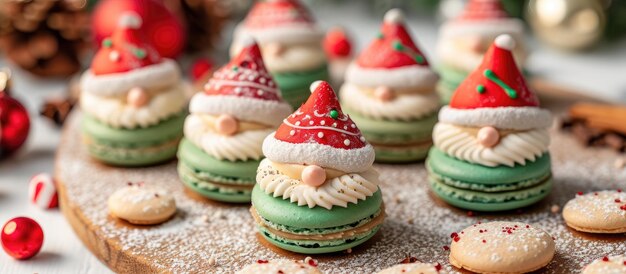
[108,184,176,225]
[236,259,322,274]
[583,255,626,274]
[449,221,555,273]
[562,190,626,233]
[376,263,442,274]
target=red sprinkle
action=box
[577,192,584,196]
[307,259,318,267]
[450,232,458,239]
[618,189,622,193]
[623,260,626,265]
[435,263,442,271]
[594,192,599,196]
[615,199,621,203]
[602,256,609,262]
[479,230,484,233]
[257,259,269,264]
[467,211,474,217]
[482,239,486,243]
[443,245,450,251]
[453,236,461,242]
[278,271,284,274]
[526,225,530,228]
[620,205,626,211]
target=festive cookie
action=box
[376,262,443,274]
[108,183,176,225]
[435,0,527,104]
[252,81,383,254]
[562,190,626,233]
[340,9,440,163]
[583,255,626,274]
[427,34,553,212]
[236,259,322,274]
[324,27,353,86]
[179,38,292,203]
[230,0,328,108]
[450,221,555,273]
[80,13,188,166]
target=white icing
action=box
[257,159,379,209]
[384,9,404,24]
[230,36,327,73]
[283,119,359,136]
[262,133,375,173]
[495,34,515,50]
[184,114,272,161]
[344,62,439,89]
[439,106,553,130]
[189,93,292,127]
[80,84,187,129]
[80,59,181,97]
[340,82,439,120]
[433,123,550,167]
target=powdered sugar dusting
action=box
[56,112,626,273]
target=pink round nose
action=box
[374,86,394,102]
[127,87,149,108]
[215,114,239,136]
[477,126,500,148]
[301,165,326,187]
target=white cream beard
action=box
[231,41,326,73]
[340,82,439,121]
[433,123,550,167]
[81,84,186,129]
[256,159,380,210]
[184,114,271,161]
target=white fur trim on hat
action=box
[345,62,439,89]
[189,93,293,127]
[80,59,180,97]
[439,106,553,130]
[262,133,375,173]
[233,23,323,45]
[384,9,405,24]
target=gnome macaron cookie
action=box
[80,13,188,166]
[562,190,626,233]
[436,0,527,104]
[427,35,553,212]
[449,221,555,273]
[178,38,292,203]
[230,0,328,108]
[340,9,440,163]
[252,81,384,254]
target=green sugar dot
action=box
[102,38,112,48]
[232,66,239,71]
[476,85,485,93]
[329,109,339,119]
[134,48,146,59]
[376,32,384,39]
[415,55,424,64]
[392,41,404,51]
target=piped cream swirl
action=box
[257,159,379,210]
[80,84,187,129]
[184,114,271,161]
[340,83,439,121]
[433,123,550,167]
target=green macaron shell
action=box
[272,65,329,108]
[177,138,259,182]
[82,112,185,166]
[346,109,438,145]
[436,64,468,104]
[428,163,551,192]
[259,225,381,254]
[427,148,552,185]
[374,144,431,163]
[178,161,252,203]
[430,176,553,212]
[251,185,383,229]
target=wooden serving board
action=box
[56,95,626,274]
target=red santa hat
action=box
[440,0,523,38]
[233,0,322,45]
[189,37,292,127]
[344,9,438,89]
[80,12,181,97]
[439,35,552,130]
[263,81,375,173]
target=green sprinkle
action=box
[329,109,339,119]
[102,38,112,48]
[483,69,518,99]
[134,48,146,59]
[376,32,384,39]
[476,85,485,93]
[392,40,404,51]
[232,66,239,71]
[414,55,424,64]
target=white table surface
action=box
[1,3,625,274]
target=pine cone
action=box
[0,0,90,78]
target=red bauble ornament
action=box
[323,27,352,60]
[1,217,44,260]
[92,0,186,58]
[189,58,214,82]
[0,92,30,157]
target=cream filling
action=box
[230,41,326,73]
[184,114,272,161]
[340,82,439,120]
[433,123,550,167]
[80,84,187,129]
[257,158,379,210]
